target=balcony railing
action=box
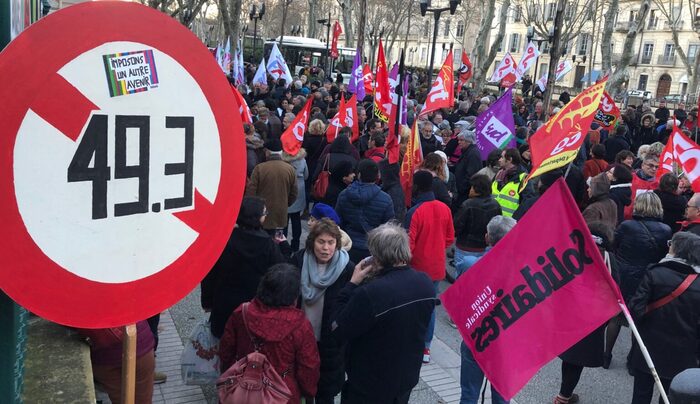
[640,55,653,64]
[657,54,677,66]
[663,20,684,30]
[615,21,632,32]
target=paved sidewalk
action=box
[151,310,206,404]
[424,334,519,404]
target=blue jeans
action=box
[454,249,485,278]
[425,281,440,349]
[460,342,509,404]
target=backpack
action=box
[216,303,292,404]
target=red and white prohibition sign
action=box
[0,2,245,328]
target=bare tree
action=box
[471,0,511,92]
[653,0,693,92]
[607,0,651,96]
[142,0,210,27]
[337,1,355,47]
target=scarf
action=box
[495,166,518,183]
[301,249,350,304]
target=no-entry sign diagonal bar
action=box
[172,189,214,234]
[30,74,99,141]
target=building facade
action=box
[489,0,700,100]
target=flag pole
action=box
[617,302,670,404]
[394,49,405,142]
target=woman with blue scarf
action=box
[290,218,354,404]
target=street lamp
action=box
[249,2,265,61]
[317,12,332,77]
[419,0,461,85]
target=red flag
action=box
[526,78,607,185]
[592,91,621,129]
[281,98,313,155]
[330,21,342,59]
[441,179,622,400]
[373,40,391,122]
[658,127,700,191]
[230,84,253,124]
[362,64,374,97]
[457,50,473,89]
[400,121,423,206]
[326,95,347,142]
[420,50,454,117]
[657,133,675,180]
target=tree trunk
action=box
[279,0,290,47]
[217,0,232,42]
[341,3,354,47]
[692,36,700,102]
[308,0,317,38]
[607,0,650,97]
[230,0,241,52]
[671,27,693,93]
[600,0,617,74]
[357,0,367,60]
[542,0,565,115]
[471,0,498,92]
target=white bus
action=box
[264,36,356,81]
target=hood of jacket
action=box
[246,135,264,150]
[244,298,308,342]
[589,173,611,199]
[345,181,382,205]
[379,160,400,189]
[282,147,307,162]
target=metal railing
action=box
[657,54,677,66]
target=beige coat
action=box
[246,155,297,229]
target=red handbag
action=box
[312,155,331,200]
[216,304,292,404]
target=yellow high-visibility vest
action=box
[492,172,527,217]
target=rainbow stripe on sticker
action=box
[102,50,159,97]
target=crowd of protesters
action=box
[191,63,700,404]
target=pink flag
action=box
[441,179,622,400]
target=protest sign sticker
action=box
[102,49,159,97]
[0,2,245,328]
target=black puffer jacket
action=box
[628,259,700,379]
[313,137,358,183]
[202,227,286,338]
[454,144,483,206]
[379,160,407,223]
[614,217,672,300]
[454,195,502,250]
[290,250,354,400]
[655,189,687,233]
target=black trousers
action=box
[632,372,671,404]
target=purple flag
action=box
[348,49,365,100]
[475,88,517,160]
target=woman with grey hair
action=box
[614,192,672,301]
[331,223,435,404]
[628,231,700,404]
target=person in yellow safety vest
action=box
[491,148,533,217]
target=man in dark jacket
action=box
[378,159,407,223]
[603,125,631,163]
[331,223,435,404]
[680,193,700,236]
[454,129,483,209]
[257,106,283,140]
[654,100,670,124]
[419,121,442,156]
[335,159,395,263]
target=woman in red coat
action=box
[219,264,321,404]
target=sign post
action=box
[0,2,246,400]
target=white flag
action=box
[555,60,573,81]
[222,37,231,75]
[266,43,293,87]
[537,73,548,92]
[516,42,540,79]
[489,52,518,82]
[252,58,267,87]
[236,39,246,85]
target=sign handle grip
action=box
[120,323,137,404]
